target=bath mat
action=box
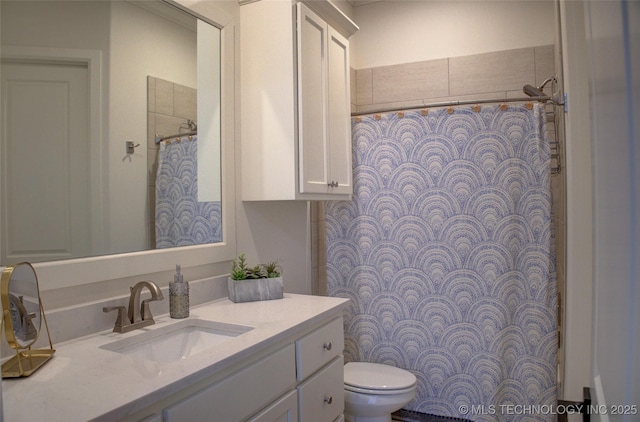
[393,408,471,422]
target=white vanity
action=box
[2,294,349,422]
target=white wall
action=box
[351,0,555,69]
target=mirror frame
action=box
[31,0,236,292]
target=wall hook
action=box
[126,141,141,154]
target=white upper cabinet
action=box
[298,5,352,196]
[241,0,358,201]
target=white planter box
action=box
[228,277,284,303]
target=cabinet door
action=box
[298,3,329,194]
[248,390,299,422]
[163,345,295,421]
[138,414,162,422]
[327,27,352,195]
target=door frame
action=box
[1,46,105,258]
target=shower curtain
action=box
[326,104,557,422]
[155,136,222,248]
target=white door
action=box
[1,61,91,263]
[297,4,353,196]
[327,27,352,195]
[587,1,639,420]
[298,3,329,194]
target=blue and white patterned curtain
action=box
[326,104,557,421]
[155,136,222,248]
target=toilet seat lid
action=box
[344,362,416,391]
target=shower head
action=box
[523,76,557,99]
[523,84,545,97]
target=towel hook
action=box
[126,141,141,154]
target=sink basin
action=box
[100,319,253,363]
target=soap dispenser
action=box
[169,264,189,318]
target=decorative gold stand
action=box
[1,263,55,378]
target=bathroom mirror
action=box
[0,0,236,292]
[1,262,55,378]
[0,0,222,264]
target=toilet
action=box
[343,362,417,422]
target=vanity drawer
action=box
[295,317,343,380]
[297,356,344,422]
[163,344,295,421]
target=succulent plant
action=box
[231,254,281,280]
[263,261,281,278]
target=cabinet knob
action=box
[324,396,333,405]
[323,342,332,351]
[327,181,339,188]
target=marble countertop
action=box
[2,293,349,422]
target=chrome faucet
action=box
[103,281,164,333]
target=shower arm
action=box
[538,77,556,91]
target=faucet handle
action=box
[103,306,129,333]
[140,299,155,322]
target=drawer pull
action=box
[323,342,332,351]
[324,396,333,405]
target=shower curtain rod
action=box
[351,95,553,117]
[155,130,197,144]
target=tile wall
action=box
[354,45,556,113]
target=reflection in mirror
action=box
[9,293,38,344]
[0,0,222,265]
[2,263,42,348]
[1,262,55,377]
[150,77,222,248]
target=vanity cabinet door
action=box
[248,390,299,422]
[163,344,295,421]
[137,414,162,422]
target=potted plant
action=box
[228,254,284,303]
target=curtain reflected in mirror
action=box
[149,77,222,248]
[0,1,222,265]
